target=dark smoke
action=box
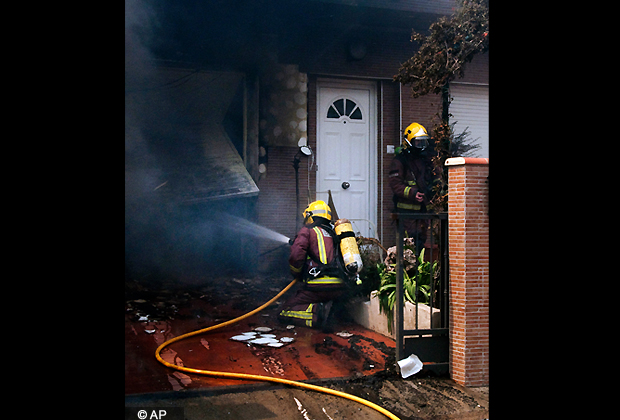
[125,0,289,285]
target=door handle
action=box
[341,182,350,189]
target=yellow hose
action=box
[155,279,401,420]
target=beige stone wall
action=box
[260,64,308,148]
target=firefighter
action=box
[389,122,441,254]
[278,200,346,330]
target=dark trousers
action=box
[278,286,345,328]
[403,217,428,255]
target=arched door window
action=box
[326,98,363,120]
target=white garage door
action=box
[450,83,489,158]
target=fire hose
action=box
[155,278,401,420]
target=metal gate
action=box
[393,212,449,375]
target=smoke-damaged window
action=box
[326,98,362,120]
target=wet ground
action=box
[125,274,489,419]
[125,275,397,393]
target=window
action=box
[326,98,363,120]
[450,84,488,158]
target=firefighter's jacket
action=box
[389,151,439,212]
[289,221,345,290]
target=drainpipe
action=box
[399,82,403,140]
[293,153,301,229]
[380,80,384,250]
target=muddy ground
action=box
[125,274,488,419]
[126,377,489,420]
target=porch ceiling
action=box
[144,0,450,69]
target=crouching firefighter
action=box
[278,200,359,330]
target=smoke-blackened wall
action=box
[125,0,264,283]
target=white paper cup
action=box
[397,354,423,378]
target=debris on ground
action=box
[254,326,273,333]
[230,330,295,348]
[200,339,210,350]
[126,376,489,420]
[397,353,423,378]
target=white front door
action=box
[316,80,376,238]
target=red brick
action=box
[448,160,489,387]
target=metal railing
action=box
[392,212,449,370]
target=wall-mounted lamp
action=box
[293,138,313,172]
[299,145,312,156]
[293,139,313,228]
[297,137,312,155]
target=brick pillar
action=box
[445,157,489,387]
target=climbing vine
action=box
[427,119,481,212]
[394,0,488,212]
[393,0,489,98]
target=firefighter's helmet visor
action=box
[412,137,429,149]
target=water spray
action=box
[213,212,292,257]
[216,213,290,244]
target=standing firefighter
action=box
[389,122,441,254]
[278,200,347,330]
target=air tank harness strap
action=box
[337,231,356,240]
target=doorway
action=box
[316,79,377,238]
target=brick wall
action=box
[378,81,399,248]
[256,31,488,268]
[256,145,311,273]
[446,157,489,387]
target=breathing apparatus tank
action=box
[334,219,363,275]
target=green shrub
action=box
[374,248,439,334]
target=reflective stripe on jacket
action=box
[389,152,438,212]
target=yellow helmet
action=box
[402,122,430,151]
[303,200,332,223]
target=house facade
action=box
[125,0,488,275]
